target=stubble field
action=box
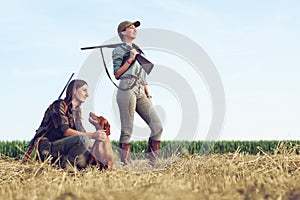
[1,145,300,200]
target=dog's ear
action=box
[98,116,105,129]
[105,122,111,136]
[100,116,111,136]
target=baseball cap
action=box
[117,20,140,33]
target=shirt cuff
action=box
[60,124,70,135]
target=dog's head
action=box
[89,112,111,136]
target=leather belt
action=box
[120,75,144,85]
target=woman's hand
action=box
[93,130,107,141]
[129,49,138,62]
[144,85,152,105]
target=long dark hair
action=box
[64,79,88,105]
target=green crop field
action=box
[1,140,300,159]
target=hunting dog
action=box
[88,112,114,170]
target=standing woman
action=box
[112,20,163,165]
[35,79,107,169]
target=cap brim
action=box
[133,21,140,28]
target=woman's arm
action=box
[50,101,106,141]
[114,49,138,79]
[144,85,152,104]
[64,128,107,141]
[144,85,152,98]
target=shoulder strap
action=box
[99,48,137,91]
[62,100,69,113]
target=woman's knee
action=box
[64,135,90,149]
[151,126,163,141]
[77,135,90,148]
[119,131,132,144]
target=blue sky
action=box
[1,0,300,141]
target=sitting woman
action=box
[33,79,107,169]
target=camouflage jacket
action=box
[112,43,148,85]
[35,99,86,142]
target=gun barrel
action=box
[81,43,124,50]
[58,73,74,100]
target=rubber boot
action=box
[119,143,131,165]
[146,138,160,165]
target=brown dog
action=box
[88,112,114,170]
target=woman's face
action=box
[73,84,89,104]
[123,24,137,40]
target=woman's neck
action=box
[123,38,133,46]
[71,99,80,109]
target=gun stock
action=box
[21,146,34,163]
[136,54,154,75]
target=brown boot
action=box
[146,138,160,165]
[119,143,131,165]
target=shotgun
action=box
[81,43,154,74]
